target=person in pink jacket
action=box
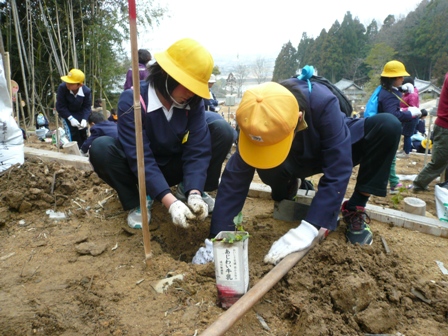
[398,76,420,157]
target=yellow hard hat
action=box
[421,138,432,149]
[381,60,410,78]
[154,38,213,99]
[61,69,85,84]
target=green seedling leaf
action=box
[210,212,250,244]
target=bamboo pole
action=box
[54,93,60,153]
[4,52,12,102]
[15,91,19,123]
[128,0,152,264]
[18,93,27,134]
[200,232,327,336]
[101,98,108,119]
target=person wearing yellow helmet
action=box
[204,74,222,112]
[56,68,92,148]
[377,60,422,194]
[89,38,235,230]
[192,78,402,265]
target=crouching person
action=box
[89,38,234,229]
[193,80,401,264]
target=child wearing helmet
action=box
[204,74,222,112]
[192,78,402,265]
[56,68,92,148]
[89,38,235,230]
[377,60,421,194]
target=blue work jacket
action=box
[81,121,118,153]
[117,81,212,201]
[378,88,413,122]
[56,83,92,122]
[210,78,365,232]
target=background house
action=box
[415,78,441,99]
[334,79,366,107]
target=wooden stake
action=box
[128,0,152,264]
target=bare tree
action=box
[252,56,270,84]
[234,63,250,98]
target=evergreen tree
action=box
[272,41,298,82]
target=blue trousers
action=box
[89,115,234,210]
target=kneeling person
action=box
[193,80,401,264]
[89,38,234,230]
[81,112,118,155]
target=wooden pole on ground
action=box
[128,0,152,264]
[200,233,326,336]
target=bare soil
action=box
[1,121,448,336]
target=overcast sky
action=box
[134,0,423,61]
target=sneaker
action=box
[192,238,214,264]
[410,184,429,193]
[396,152,410,159]
[176,182,215,213]
[341,201,373,245]
[389,183,412,194]
[127,196,154,229]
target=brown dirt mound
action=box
[0,138,447,335]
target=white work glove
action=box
[192,238,214,264]
[79,119,87,129]
[264,220,318,265]
[68,116,80,128]
[408,106,422,118]
[168,200,196,228]
[187,194,208,220]
[401,83,414,94]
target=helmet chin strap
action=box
[165,75,188,108]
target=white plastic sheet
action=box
[435,185,448,222]
[0,57,24,172]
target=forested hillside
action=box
[272,0,448,92]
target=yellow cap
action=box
[381,60,410,78]
[61,69,85,84]
[154,38,213,99]
[421,138,432,149]
[236,82,300,169]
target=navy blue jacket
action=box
[81,121,118,153]
[378,88,413,122]
[117,81,212,201]
[211,78,365,232]
[56,83,92,122]
[204,91,219,112]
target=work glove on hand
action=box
[68,116,80,128]
[408,106,422,118]
[401,83,414,94]
[187,194,208,220]
[264,220,319,265]
[79,119,87,129]
[168,200,196,228]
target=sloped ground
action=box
[0,135,447,336]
